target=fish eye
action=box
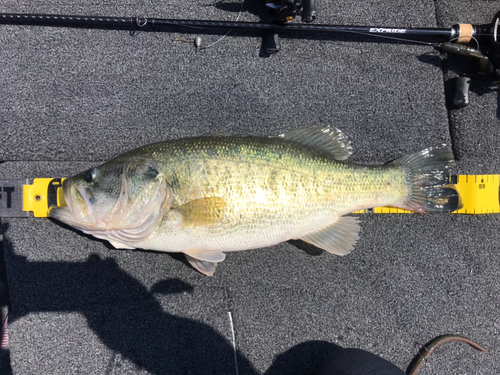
[145,164,159,179]
[85,168,97,183]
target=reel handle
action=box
[490,12,500,79]
[301,0,317,23]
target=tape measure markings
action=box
[454,174,500,214]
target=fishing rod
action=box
[0,0,499,107]
[0,2,495,45]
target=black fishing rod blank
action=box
[0,0,497,46]
[0,11,492,43]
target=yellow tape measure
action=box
[23,178,66,217]
[453,174,500,214]
[1,175,498,218]
[354,174,499,214]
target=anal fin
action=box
[299,216,360,256]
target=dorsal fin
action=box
[207,131,233,137]
[279,127,353,160]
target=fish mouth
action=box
[48,179,94,228]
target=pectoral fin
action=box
[175,197,227,226]
[185,254,218,276]
[299,216,360,255]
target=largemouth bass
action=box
[49,127,457,275]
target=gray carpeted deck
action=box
[0,1,499,374]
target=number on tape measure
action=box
[453,175,500,214]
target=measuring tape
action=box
[0,178,66,218]
[355,174,499,214]
[0,175,498,218]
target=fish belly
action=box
[146,205,339,253]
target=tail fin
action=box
[389,144,459,213]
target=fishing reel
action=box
[265,0,317,23]
[443,11,500,108]
[263,0,317,53]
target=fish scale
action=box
[129,136,409,252]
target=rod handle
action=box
[453,76,470,108]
